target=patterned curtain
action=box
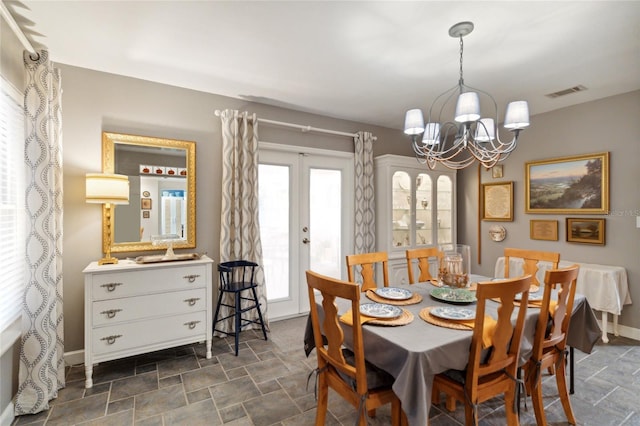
[217,110,269,335]
[354,131,376,254]
[15,50,65,415]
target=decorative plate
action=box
[360,303,403,319]
[142,190,151,197]
[429,306,476,321]
[375,287,413,301]
[430,288,477,304]
[488,225,507,242]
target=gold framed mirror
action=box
[102,132,196,253]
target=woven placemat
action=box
[427,280,478,291]
[419,307,474,330]
[341,309,415,327]
[365,289,423,305]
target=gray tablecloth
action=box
[303,276,600,426]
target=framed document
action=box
[530,220,558,241]
[481,182,513,221]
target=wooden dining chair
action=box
[504,248,560,286]
[405,247,442,284]
[432,274,533,426]
[305,270,403,426]
[523,265,580,426]
[346,251,389,292]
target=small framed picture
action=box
[141,198,152,210]
[491,165,504,179]
[566,218,605,245]
[530,220,558,241]
[142,210,150,219]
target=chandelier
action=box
[404,22,530,170]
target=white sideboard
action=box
[83,255,214,388]
[495,256,632,343]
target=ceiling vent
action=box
[545,85,587,98]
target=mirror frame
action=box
[101,131,196,253]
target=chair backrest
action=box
[531,265,580,362]
[405,247,442,284]
[306,270,369,395]
[218,260,258,288]
[346,251,389,292]
[468,275,532,395]
[504,248,560,286]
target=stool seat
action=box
[213,260,268,355]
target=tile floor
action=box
[12,316,640,426]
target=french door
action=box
[258,142,354,320]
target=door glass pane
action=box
[437,175,453,244]
[258,164,290,300]
[309,168,341,279]
[392,171,411,248]
[415,173,432,246]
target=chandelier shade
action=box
[403,21,530,170]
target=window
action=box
[0,76,25,341]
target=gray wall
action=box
[457,90,640,329]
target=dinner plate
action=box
[375,287,413,301]
[515,292,543,301]
[429,306,476,321]
[430,288,477,304]
[360,303,403,319]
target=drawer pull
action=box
[100,282,123,292]
[184,298,200,306]
[100,309,122,319]
[100,335,122,345]
[184,320,201,329]
[183,274,200,283]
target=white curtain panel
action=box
[15,50,65,415]
[354,131,376,254]
[218,110,269,335]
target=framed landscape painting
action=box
[566,218,605,245]
[525,152,609,214]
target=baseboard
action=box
[606,321,640,341]
[1,401,14,426]
[64,349,84,367]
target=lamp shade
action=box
[503,101,530,130]
[86,173,130,204]
[421,123,441,146]
[404,109,425,135]
[474,118,495,142]
[454,92,480,123]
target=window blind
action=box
[0,76,25,333]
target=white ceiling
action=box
[8,1,640,130]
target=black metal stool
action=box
[213,260,268,355]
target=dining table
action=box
[303,274,601,426]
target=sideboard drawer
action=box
[90,264,207,300]
[92,311,207,356]
[92,288,207,326]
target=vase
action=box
[438,244,471,288]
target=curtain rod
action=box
[214,109,376,140]
[0,1,39,59]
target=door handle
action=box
[302,238,310,244]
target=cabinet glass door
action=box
[437,175,453,244]
[392,171,411,248]
[415,173,432,246]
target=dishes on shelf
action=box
[429,306,476,321]
[360,303,403,319]
[375,287,413,301]
[430,288,477,304]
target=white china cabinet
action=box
[375,155,456,284]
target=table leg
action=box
[569,347,574,395]
[613,314,619,336]
[601,312,609,343]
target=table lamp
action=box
[86,173,130,265]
